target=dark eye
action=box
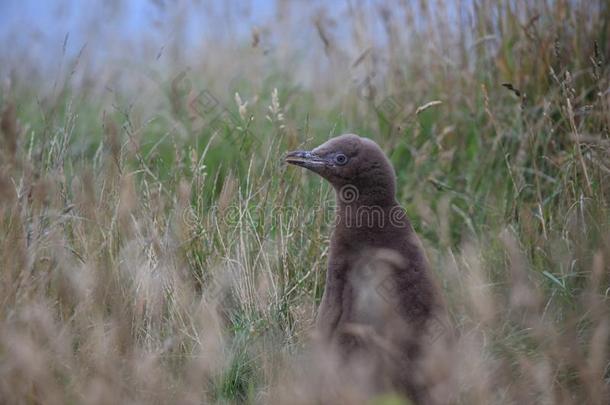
[334,154,348,165]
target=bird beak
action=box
[284,150,326,170]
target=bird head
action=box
[285,134,397,205]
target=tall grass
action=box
[0,1,609,403]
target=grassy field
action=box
[0,1,609,403]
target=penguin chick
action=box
[286,134,452,404]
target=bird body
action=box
[286,134,451,403]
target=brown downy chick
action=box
[286,134,452,404]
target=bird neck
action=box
[334,183,397,209]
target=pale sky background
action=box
[0,0,472,92]
[0,0,349,62]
